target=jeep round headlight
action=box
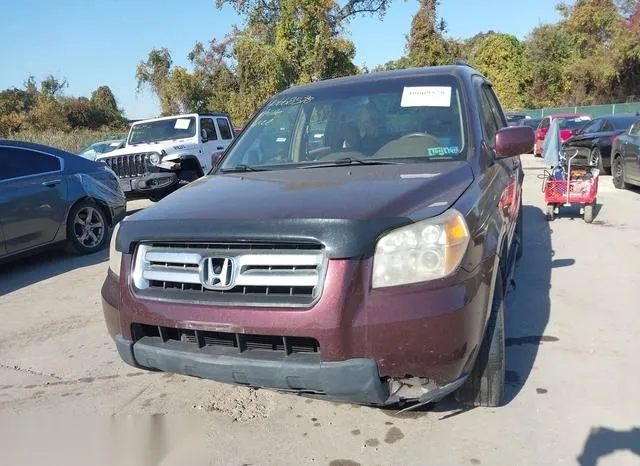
[108,222,123,278]
[372,209,470,288]
[148,153,161,166]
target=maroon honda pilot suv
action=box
[102,64,534,409]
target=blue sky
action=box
[0,0,562,119]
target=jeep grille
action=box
[104,153,152,178]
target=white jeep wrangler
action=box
[97,113,235,201]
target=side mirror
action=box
[211,151,224,170]
[494,126,535,158]
[201,128,209,143]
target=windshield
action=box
[558,117,590,130]
[128,117,197,145]
[507,114,526,122]
[521,119,540,128]
[219,76,466,171]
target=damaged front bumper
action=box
[113,332,467,406]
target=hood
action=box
[96,139,199,159]
[117,163,474,258]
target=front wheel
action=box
[65,200,108,254]
[456,275,505,407]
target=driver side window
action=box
[200,118,218,140]
[629,121,640,137]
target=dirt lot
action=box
[1,157,640,466]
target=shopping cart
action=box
[540,119,600,223]
[543,151,599,222]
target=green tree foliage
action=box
[136,0,377,124]
[471,34,532,109]
[0,76,127,137]
[407,0,456,66]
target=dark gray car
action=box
[611,118,640,189]
[0,140,126,260]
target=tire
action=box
[584,203,594,224]
[65,200,109,254]
[590,147,609,175]
[612,156,630,190]
[546,204,555,221]
[456,275,505,407]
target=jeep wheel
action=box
[65,200,108,255]
[456,275,505,407]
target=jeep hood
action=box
[97,140,199,159]
[117,163,474,258]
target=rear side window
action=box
[216,118,233,140]
[0,147,61,181]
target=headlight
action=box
[372,209,470,288]
[149,153,161,166]
[108,222,123,278]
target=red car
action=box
[534,113,591,156]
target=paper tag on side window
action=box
[174,118,191,130]
[401,86,452,107]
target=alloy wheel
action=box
[73,206,105,248]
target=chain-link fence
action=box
[513,103,640,119]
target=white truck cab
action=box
[96,113,235,201]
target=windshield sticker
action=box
[427,146,459,157]
[268,96,314,107]
[109,142,121,147]
[401,86,452,108]
[174,118,191,130]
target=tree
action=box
[407,0,455,66]
[90,85,125,126]
[40,75,67,99]
[135,48,178,115]
[472,34,532,109]
[525,24,575,106]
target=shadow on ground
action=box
[0,248,108,297]
[577,426,640,465]
[0,201,148,297]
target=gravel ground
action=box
[1,157,639,466]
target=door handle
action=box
[41,179,61,188]
[217,146,224,150]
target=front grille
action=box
[131,241,327,307]
[104,153,152,178]
[131,324,320,355]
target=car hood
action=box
[97,139,199,159]
[117,162,474,258]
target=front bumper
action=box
[119,172,178,197]
[102,254,493,405]
[115,334,391,404]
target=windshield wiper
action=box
[301,157,401,169]
[220,164,270,173]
